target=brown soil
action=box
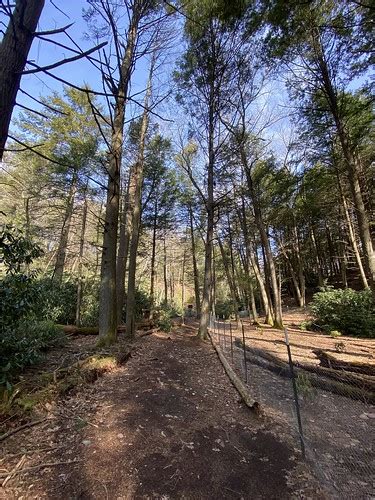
[1,323,321,499]
[214,310,375,498]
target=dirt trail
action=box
[1,324,321,499]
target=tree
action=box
[0,0,45,159]
[13,87,102,283]
[264,0,375,296]
[176,2,246,339]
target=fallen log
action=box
[312,349,375,376]
[208,331,259,413]
[235,340,375,392]
[138,327,160,338]
[58,325,127,336]
[235,339,375,404]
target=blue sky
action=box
[13,0,153,122]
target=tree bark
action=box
[188,204,201,318]
[243,161,283,328]
[218,236,239,318]
[163,235,168,303]
[76,189,88,327]
[116,166,135,323]
[125,58,153,339]
[181,245,186,325]
[98,9,139,345]
[337,173,369,289]
[198,97,214,340]
[238,198,274,325]
[149,198,158,319]
[0,0,45,159]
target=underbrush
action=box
[1,321,66,390]
[310,287,375,338]
[0,354,122,418]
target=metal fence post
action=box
[284,328,306,458]
[241,321,248,383]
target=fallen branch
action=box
[2,454,26,487]
[0,459,81,480]
[208,330,259,413]
[138,327,160,338]
[0,418,47,443]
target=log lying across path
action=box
[208,331,260,413]
[234,339,375,404]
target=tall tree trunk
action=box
[95,200,104,279]
[188,204,201,318]
[181,245,186,325]
[337,174,369,289]
[238,246,259,323]
[243,160,283,328]
[312,32,375,295]
[278,238,304,308]
[0,0,45,159]
[116,169,134,323]
[76,189,88,327]
[125,58,153,339]
[98,11,139,345]
[149,199,158,319]
[198,90,215,340]
[163,235,168,303]
[218,237,239,319]
[292,223,306,307]
[53,170,78,282]
[310,224,324,286]
[238,200,273,325]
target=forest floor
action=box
[0,321,323,499]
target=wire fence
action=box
[208,313,375,499]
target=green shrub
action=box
[156,308,172,332]
[0,320,65,389]
[215,299,235,319]
[310,288,375,338]
[80,279,100,326]
[0,225,65,388]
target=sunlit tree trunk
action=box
[163,235,168,303]
[76,189,88,327]
[149,198,158,319]
[98,10,140,345]
[243,162,283,328]
[238,199,274,325]
[337,173,369,289]
[198,91,214,340]
[125,59,153,339]
[181,246,186,325]
[188,204,201,318]
[218,237,239,319]
[116,166,135,323]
